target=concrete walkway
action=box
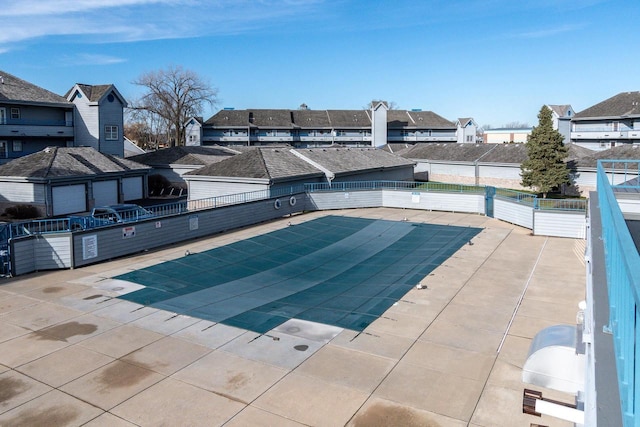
[0,208,585,426]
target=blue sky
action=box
[1,0,638,127]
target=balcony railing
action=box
[0,121,73,138]
[597,160,640,426]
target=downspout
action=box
[474,145,499,186]
[289,149,335,187]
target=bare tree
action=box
[365,100,399,110]
[503,121,530,129]
[131,66,218,147]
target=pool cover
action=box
[115,216,481,333]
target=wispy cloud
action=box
[65,53,128,66]
[0,0,325,52]
[513,23,585,39]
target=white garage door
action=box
[122,177,143,201]
[93,180,118,207]
[52,184,86,215]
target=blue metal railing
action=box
[597,160,640,426]
[494,188,538,207]
[304,180,485,194]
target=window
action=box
[12,141,22,152]
[188,135,197,142]
[10,108,20,119]
[0,108,5,124]
[0,141,6,159]
[105,125,118,141]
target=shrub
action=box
[5,204,40,219]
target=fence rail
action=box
[597,160,640,426]
[304,181,485,194]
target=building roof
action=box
[65,83,127,106]
[547,105,573,118]
[574,145,640,168]
[400,143,531,164]
[0,147,150,179]
[401,143,494,162]
[0,70,71,106]
[326,110,372,128]
[574,92,640,119]
[76,84,112,102]
[457,118,475,126]
[185,147,414,182]
[408,111,455,129]
[291,110,332,128]
[204,109,250,127]
[130,146,240,166]
[203,108,456,130]
[185,148,321,181]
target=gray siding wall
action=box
[99,95,125,157]
[306,191,382,210]
[11,238,35,276]
[73,194,307,268]
[11,188,587,276]
[12,234,72,275]
[534,211,586,239]
[382,190,485,214]
[0,182,45,203]
[73,100,99,150]
[494,199,533,229]
[188,181,270,200]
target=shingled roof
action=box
[185,148,321,181]
[547,105,572,118]
[0,147,150,179]
[574,92,640,119]
[204,108,457,130]
[407,111,455,128]
[573,145,640,168]
[400,143,530,164]
[326,110,371,128]
[294,147,415,174]
[0,70,71,106]
[205,109,250,127]
[129,146,239,166]
[185,147,414,181]
[291,110,332,128]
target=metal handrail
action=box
[597,160,640,426]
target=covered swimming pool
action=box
[115,216,481,334]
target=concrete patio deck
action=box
[0,208,585,426]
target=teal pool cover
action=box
[115,216,481,333]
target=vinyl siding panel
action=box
[188,181,269,200]
[99,95,125,157]
[11,238,35,276]
[382,190,485,214]
[73,101,99,150]
[494,198,533,229]
[429,163,475,177]
[122,176,143,201]
[534,211,586,239]
[93,180,119,206]
[306,190,382,210]
[0,182,45,203]
[73,194,306,268]
[34,235,72,269]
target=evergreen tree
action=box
[520,106,569,198]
